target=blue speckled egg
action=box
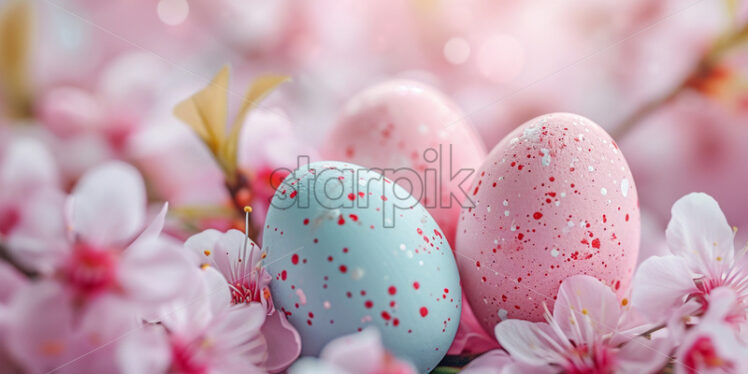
[263,161,461,373]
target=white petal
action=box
[320,327,386,373]
[116,326,171,374]
[70,161,146,246]
[666,193,735,276]
[631,256,699,323]
[494,320,564,366]
[0,137,58,194]
[128,203,168,250]
[616,336,672,374]
[119,238,196,304]
[288,358,350,374]
[553,275,620,342]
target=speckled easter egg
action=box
[322,80,487,244]
[456,113,640,331]
[264,161,461,373]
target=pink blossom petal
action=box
[461,350,514,374]
[553,274,620,340]
[210,303,266,352]
[666,193,735,276]
[119,237,195,305]
[462,349,556,374]
[116,326,171,374]
[5,188,68,274]
[674,320,748,374]
[631,255,699,323]
[128,203,168,250]
[69,162,146,247]
[0,137,59,194]
[319,328,387,373]
[448,294,500,355]
[184,228,224,266]
[494,320,564,366]
[616,336,672,374]
[261,309,301,373]
[5,281,75,373]
[289,358,350,374]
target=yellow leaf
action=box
[173,66,230,156]
[219,74,290,179]
[0,0,32,119]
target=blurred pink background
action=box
[2,0,748,258]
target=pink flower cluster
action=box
[0,142,301,373]
[463,193,748,374]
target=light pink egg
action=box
[456,113,640,330]
[322,80,487,244]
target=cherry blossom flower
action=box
[5,161,193,307]
[463,275,670,374]
[631,193,748,327]
[0,137,59,240]
[674,287,748,374]
[288,327,417,374]
[117,266,269,374]
[184,223,301,372]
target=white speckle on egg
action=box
[504,210,510,216]
[498,308,508,320]
[523,126,541,142]
[399,244,406,251]
[601,187,607,196]
[621,178,630,197]
[540,148,551,166]
[487,205,491,212]
[503,200,509,206]
[323,301,331,309]
[588,165,595,172]
[351,267,365,280]
[550,249,560,257]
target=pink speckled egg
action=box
[456,113,640,330]
[322,80,487,244]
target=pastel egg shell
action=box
[322,79,487,245]
[263,161,461,373]
[456,113,640,332]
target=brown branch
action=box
[612,22,748,140]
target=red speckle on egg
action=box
[281,270,287,281]
[347,193,355,201]
[289,191,297,199]
[420,307,429,317]
[365,300,373,308]
[381,311,391,320]
[349,214,358,221]
[413,282,420,290]
[533,212,543,220]
[291,254,299,265]
[338,216,345,225]
[388,286,397,295]
[339,265,347,273]
[393,318,400,326]
[303,218,309,225]
[591,238,601,249]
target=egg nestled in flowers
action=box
[263,161,461,373]
[322,80,487,245]
[456,113,640,332]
